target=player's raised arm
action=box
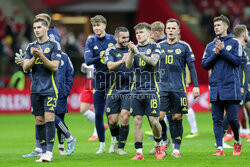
[220,40,242,66]
[23,46,37,71]
[84,39,101,65]
[126,41,134,69]
[106,50,126,71]
[202,44,219,70]
[35,45,60,72]
[134,44,160,66]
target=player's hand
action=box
[193,87,200,99]
[15,49,25,66]
[215,40,224,51]
[214,47,220,55]
[15,59,24,66]
[121,54,128,63]
[241,87,244,96]
[34,45,43,57]
[128,41,135,52]
[31,47,39,58]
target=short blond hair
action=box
[90,15,107,25]
[233,24,247,38]
[35,13,51,26]
[151,21,165,33]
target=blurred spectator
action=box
[0,9,6,41]
[200,9,214,40]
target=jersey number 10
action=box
[165,55,173,64]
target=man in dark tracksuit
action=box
[84,15,116,153]
[202,15,242,156]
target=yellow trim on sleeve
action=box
[107,74,116,96]
[51,72,58,98]
[182,73,186,94]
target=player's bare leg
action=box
[130,115,144,160]
[149,116,165,159]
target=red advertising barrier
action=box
[0,77,211,113]
[187,85,210,112]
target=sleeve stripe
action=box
[179,40,193,52]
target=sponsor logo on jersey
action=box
[175,136,182,140]
[108,43,114,47]
[56,54,61,58]
[94,45,98,50]
[175,49,181,54]
[44,48,50,53]
[116,53,122,57]
[168,50,173,53]
[226,45,232,51]
[182,107,188,111]
[151,110,157,114]
[146,49,151,55]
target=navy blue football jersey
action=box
[159,40,195,93]
[132,43,161,93]
[25,39,61,95]
[105,45,133,94]
[84,33,116,90]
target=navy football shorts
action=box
[31,93,57,116]
[106,94,130,116]
[160,91,188,114]
[130,93,160,117]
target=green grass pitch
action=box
[0,113,249,167]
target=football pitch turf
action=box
[0,113,249,167]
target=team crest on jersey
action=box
[167,50,173,53]
[94,45,98,50]
[107,107,111,113]
[146,49,151,55]
[116,53,122,57]
[61,60,64,66]
[161,49,165,53]
[44,48,50,53]
[226,45,232,51]
[108,43,114,47]
[175,49,181,54]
